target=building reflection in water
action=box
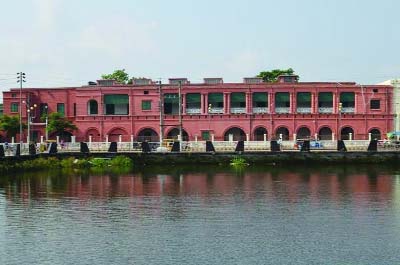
[0,166,397,209]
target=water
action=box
[1,165,400,265]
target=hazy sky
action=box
[0,0,399,101]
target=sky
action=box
[0,0,399,101]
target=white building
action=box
[379,79,400,132]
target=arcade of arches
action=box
[80,126,382,142]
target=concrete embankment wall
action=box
[1,151,400,165]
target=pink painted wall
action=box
[2,81,394,142]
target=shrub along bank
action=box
[0,156,134,173]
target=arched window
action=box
[88,100,98,115]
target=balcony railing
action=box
[275,107,290,114]
[252,107,269,114]
[208,107,224,114]
[318,107,333,113]
[342,107,355,113]
[186,108,201,114]
[230,107,246,114]
[296,107,311,113]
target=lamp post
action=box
[26,103,37,143]
[208,103,212,140]
[178,81,183,151]
[157,80,163,145]
[338,102,342,140]
[45,105,49,141]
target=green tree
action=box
[47,112,77,140]
[0,115,26,139]
[257,68,296,82]
[101,69,131,84]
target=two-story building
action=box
[1,75,394,142]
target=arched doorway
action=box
[108,128,128,142]
[318,127,332,140]
[297,126,311,139]
[86,128,101,142]
[275,127,289,140]
[340,127,354,140]
[50,131,73,142]
[167,128,189,141]
[224,127,246,141]
[253,127,268,141]
[137,128,159,142]
[369,129,381,140]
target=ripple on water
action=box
[1,167,400,265]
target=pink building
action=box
[1,75,394,142]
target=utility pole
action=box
[17,72,26,143]
[178,81,183,151]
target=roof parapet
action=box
[204,78,223,84]
[243,77,263,84]
[169,78,189,85]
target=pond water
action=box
[1,165,400,265]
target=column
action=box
[182,93,186,114]
[246,92,251,113]
[201,93,206,114]
[270,93,274,114]
[224,93,230,114]
[334,92,339,114]
[291,92,295,114]
[311,92,316,114]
